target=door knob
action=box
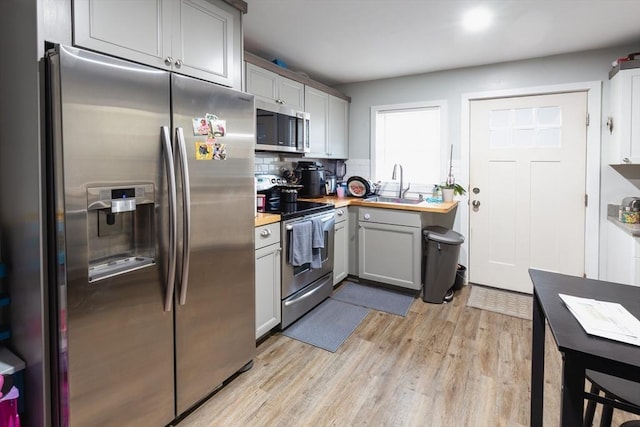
[473,187,480,194]
[472,200,481,208]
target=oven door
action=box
[281,211,335,299]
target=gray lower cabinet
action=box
[255,224,281,339]
[333,207,349,285]
[73,0,242,89]
[358,208,422,290]
[606,221,640,286]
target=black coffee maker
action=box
[296,161,325,198]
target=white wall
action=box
[335,44,640,279]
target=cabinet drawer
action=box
[335,207,348,224]
[359,208,421,227]
[255,224,281,250]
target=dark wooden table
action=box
[529,269,640,426]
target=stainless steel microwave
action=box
[255,99,310,154]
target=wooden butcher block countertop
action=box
[255,196,458,227]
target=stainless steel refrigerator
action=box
[45,45,255,426]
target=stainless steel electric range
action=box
[256,174,335,328]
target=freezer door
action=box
[50,46,175,426]
[171,74,256,415]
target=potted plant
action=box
[437,182,466,202]
[438,144,467,202]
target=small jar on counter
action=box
[618,206,640,224]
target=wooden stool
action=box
[584,370,640,427]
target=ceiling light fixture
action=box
[462,7,492,32]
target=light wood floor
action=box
[178,285,639,427]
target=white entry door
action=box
[469,92,587,293]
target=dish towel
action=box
[310,217,325,269]
[290,221,313,266]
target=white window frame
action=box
[370,100,448,188]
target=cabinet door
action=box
[255,243,281,339]
[246,64,304,110]
[328,95,349,159]
[74,0,172,70]
[278,78,305,111]
[610,69,640,164]
[358,222,422,290]
[305,86,329,158]
[246,63,278,101]
[172,0,237,87]
[606,222,638,286]
[348,207,359,276]
[333,211,349,285]
[75,0,240,88]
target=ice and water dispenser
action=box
[86,184,156,282]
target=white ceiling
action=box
[243,0,640,86]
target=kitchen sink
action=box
[363,196,423,205]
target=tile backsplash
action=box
[255,152,345,180]
[254,154,437,198]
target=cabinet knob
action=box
[337,209,344,216]
[174,59,183,68]
[164,57,174,66]
[363,213,371,220]
[261,229,271,237]
[623,157,631,163]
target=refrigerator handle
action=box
[176,127,191,306]
[162,126,178,312]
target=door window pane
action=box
[489,106,562,149]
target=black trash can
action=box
[422,226,465,303]
[453,264,466,291]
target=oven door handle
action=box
[283,277,329,306]
[284,215,334,230]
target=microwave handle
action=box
[298,112,309,152]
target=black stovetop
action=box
[268,200,334,220]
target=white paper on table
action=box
[558,293,640,347]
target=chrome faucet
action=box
[392,164,410,198]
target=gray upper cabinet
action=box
[305,87,349,159]
[246,63,305,111]
[305,86,329,158]
[609,67,640,164]
[74,0,242,89]
[328,95,349,159]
